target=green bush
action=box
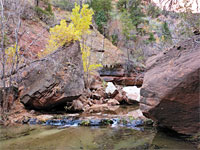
[87,0,112,34]
[147,3,161,18]
[117,0,128,12]
[148,32,156,42]
[88,0,112,15]
[162,21,172,41]
[45,3,53,15]
[35,6,51,16]
[34,6,54,25]
[129,0,146,29]
[119,0,146,31]
[52,0,74,11]
[94,10,108,34]
[111,33,119,45]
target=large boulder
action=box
[19,42,85,110]
[140,35,200,135]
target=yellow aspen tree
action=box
[5,44,20,64]
[40,3,102,87]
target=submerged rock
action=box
[140,35,200,135]
[27,116,145,129]
[19,42,85,110]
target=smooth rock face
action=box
[123,86,140,103]
[19,42,85,110]
[140,36,200,135]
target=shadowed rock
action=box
[140,35,200,135]
[19,42,85,110]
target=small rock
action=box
[29,110,35,114]
[127,109,146,120]
[92,100,103,105]
[36,115,53,122]
[85,104,119,113]
[114,89,128,103]
[90,75,103,90]
[105,82,117,94]
[69,100,84,112]
[90,93,101,100]
[105,82,118,98]
[107,99,120,106]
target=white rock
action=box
[123,86,140,102]
[105,82,117,94]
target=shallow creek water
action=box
[0,105,197,150]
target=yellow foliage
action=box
[5,44,20,64]
[80,44,102,73]
[89,64,103,71]
[40,3,94,57]
[39,3,101,80]
[71,3,94,36]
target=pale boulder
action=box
[123,86,140,102]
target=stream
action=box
[0,105,196,150]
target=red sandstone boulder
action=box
[140,35,200,135]
[19,42,85,110]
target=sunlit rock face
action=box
[140,35,200,135]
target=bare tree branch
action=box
[0,0,6,88]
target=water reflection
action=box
[0,125,196,150]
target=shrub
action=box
[52,0,74,11]
[88,0,112,15]
[111,33,119,46]
[45,3,53,15]
[80,44,102,74]
[41,3,94,57]
[147,3,161,18]
[148,32,156,42]
[40,3,101,88]
[94,10,108,34]
[117,0,128,12]
[5,44,20,64]
[34,3,54,25]
[162,21,172,41]
[87,0,112,34]
[35,6,51,16]
[128,0,146,30]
